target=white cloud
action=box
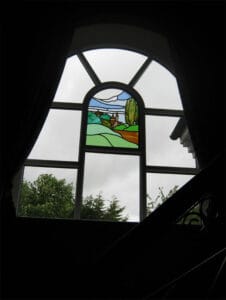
[135,61,183,110]
[83,48,147,84]
[28,110,82,161]
[146,116,195,167]
[53,56,94,103]
[83,153,140,221]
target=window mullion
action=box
[78,53,101,86]
[51,102,83,111]
[25,159,79,169]
[129,57,152,87]
[145,108,184,117]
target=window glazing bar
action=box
[25,159,79,169]
[78,53,101,86]
[129,57,152,87]
[146,165,199,175]
[145,108,184,117]
[85,146,142,156]
[51,102,83,110]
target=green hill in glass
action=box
[86,124,138,149]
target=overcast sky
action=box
[25,49,196,222]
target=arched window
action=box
[75,80,146,221]
[17,25,198,222]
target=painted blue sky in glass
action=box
[89,91,132,122]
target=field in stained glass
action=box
[86,89,139,149]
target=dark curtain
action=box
[2,4,75,218]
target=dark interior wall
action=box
[167,10,224,168]
[1,215,137,297]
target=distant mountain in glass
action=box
[89,98,124,110]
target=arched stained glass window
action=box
[18,29,198,222]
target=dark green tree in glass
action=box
[125,98,138,126]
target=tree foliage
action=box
[81,194,128,221]
[147,185,178,215]
[18,174,74,218]
[19,174,128,221]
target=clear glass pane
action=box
[53,55,94,103]
[146,173,194,215]
[135,61,183,109]
[83,153,139,222]
[86,88,139,149]
[146,116,196,167]
[83,48,147,84]
[18,167,77,219]
[28,109,81,161]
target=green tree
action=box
[81,194,128,221]
[101,196,128,222]
[19,174,128,221]
[18,174,74,218]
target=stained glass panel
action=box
[86,89,139,149]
